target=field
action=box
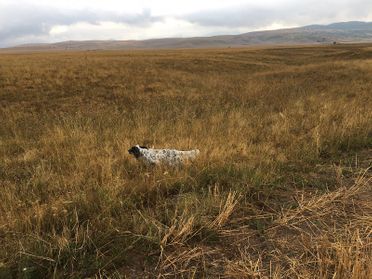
[0,44,371,278]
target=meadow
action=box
[0,44,371,278]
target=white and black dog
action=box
[128,145,200,166]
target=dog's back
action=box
[129,145,200,166]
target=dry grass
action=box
[0,44,371,278]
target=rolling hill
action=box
[3,21,372,51]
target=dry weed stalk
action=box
[210,191,240,229]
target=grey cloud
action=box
[0,4,162,46]
[180,0,372,28]
[1,1,372,47]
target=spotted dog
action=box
[128,145,200,166]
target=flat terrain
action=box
[0,44,371,278]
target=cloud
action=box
[1,0,372,47]
[180,0,372,29]
[0,3,162,46]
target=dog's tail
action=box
[189,149,200,159]
[184,149,200,159]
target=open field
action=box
[0,44,371,278]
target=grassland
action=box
[0,44,371,278]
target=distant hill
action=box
[3,21,372,51]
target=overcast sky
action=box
[1,0,372,47]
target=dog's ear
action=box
[140,145,148,149]
[128,146,135,154]
[132,145,141,158]
[128,146,141,158]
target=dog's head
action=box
[128,145,148,158]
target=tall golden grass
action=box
[0,44,371,278]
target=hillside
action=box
[2,21,372,51]
[0,44,371,278]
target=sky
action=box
[1,0,372,47]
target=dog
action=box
[128,145,200,166]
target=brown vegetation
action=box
[0,44,371,278]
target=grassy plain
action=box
[0,44,371,278]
